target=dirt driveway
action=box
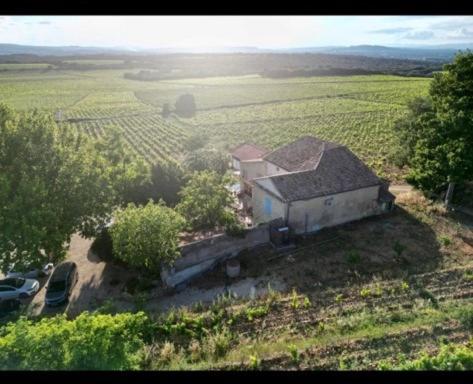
[29,234,136,317]
[26,234,287,318]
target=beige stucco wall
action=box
[252,184,382,233]
[240,160,266,193]
[288,185,381,234]
[252,184,287,225]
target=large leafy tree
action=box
[109,201,185,271]
[182,148,229,175]
[94,124,150,205]
[176,171,236,231]
[395,51,473,200]
[0,106,143,272]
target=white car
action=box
[6,263,54,279]
[0,277,40,300]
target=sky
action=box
[0,16,472,49]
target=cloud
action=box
[430,17,473,31]
[369,27,413,34]
[445,27,473,40]
[404,30,435,40]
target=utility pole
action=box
[445,181,455,208]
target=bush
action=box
[0,312,149,370]
[382,341,473,370]
[110,201,186,272]
[175,94,196,118]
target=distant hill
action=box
[1,43,471,62]
[283,44,473,62]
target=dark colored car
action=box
[45,261,78,307]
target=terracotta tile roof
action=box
[231,143,269,161]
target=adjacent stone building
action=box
[231,136,395,234]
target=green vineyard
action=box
[0,68,430,176]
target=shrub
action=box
[384,341,473,370]
[288,344,301,363]
[249,354,261,370]
[202,327,233,360]
[175,94,196,118]
[438,235,452,247]
[0,312,149,370]
[110,200,185,272]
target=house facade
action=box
[231,136,394,234]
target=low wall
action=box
[161,224,269,288]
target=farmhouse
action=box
[232,136,395,234]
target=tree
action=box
[109,201,185,271]
[0,106,121,272]
[94,124,150,206]
[183,133,209,151]
[175,94,196,118]
[182,148,229,175]
[394,51,473,200]
[149,161,188,206]
[176,171,236,231]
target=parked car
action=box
[45,261,78,307]
[0,277,40,300]
[6,262,54,279]
[0,299,21,318]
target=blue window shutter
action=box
[264,196,272,215]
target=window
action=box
[324,197,334,206]
[0,286,15,292]
[264,196,272,215]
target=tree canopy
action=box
[182,148,229,175]
[0,311,149,370]
[109,201,185,271]
[394,51,473,195]
[176,171,236,231]
[175,94,196,118]
[0,106,146,272]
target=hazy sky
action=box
[0,16,472,48]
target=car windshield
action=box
[48,281,66,292]
[0,278,25,288]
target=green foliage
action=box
[438,235,452,247]
[395,52,473,194]
[381,341,473,370]
[176,171,236,231]
[249,354,261,370]
[109,200,185,271]
[0,105,124,272]
[288,344,301,363]
[175,94,196,118]
[147,160,187,206]
[290,288,300,310]
[245,305,269,321]
[183,133,209,152]
[182,148,229,175]
[0,312,149,370]
[457,306,473,330]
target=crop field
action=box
[0,68,430,175]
